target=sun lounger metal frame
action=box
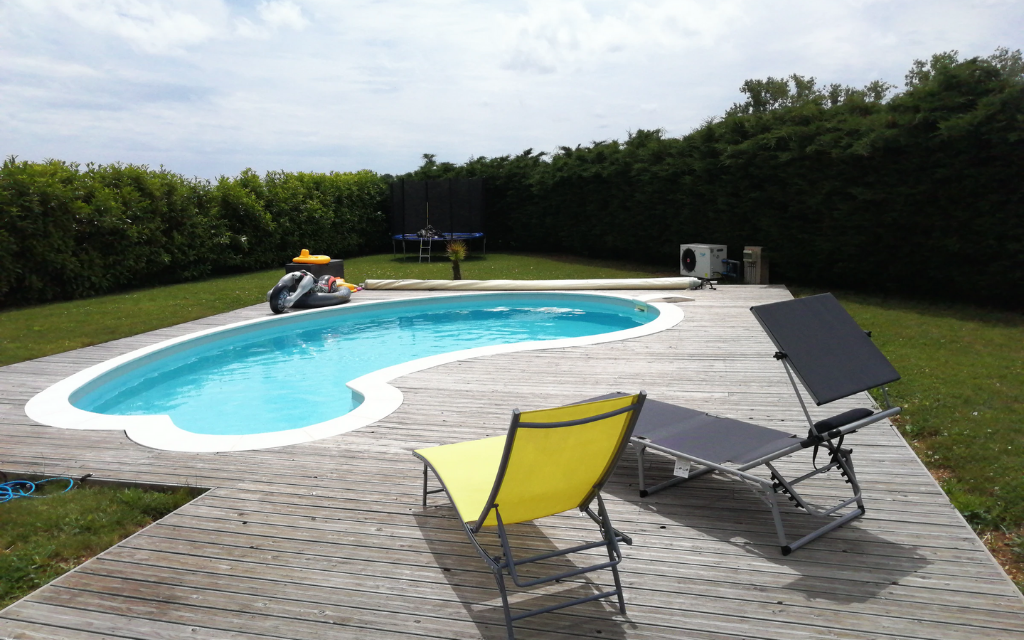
[630,293,902,554]
[633,401,900,554]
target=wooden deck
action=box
[2,285,1022,639]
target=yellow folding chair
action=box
[414,392,647,639]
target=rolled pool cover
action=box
[363,277,703,291]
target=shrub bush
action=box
[0,161,389,308]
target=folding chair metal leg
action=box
[838,450,866,512]
[493,566,515,640]
[777,448,867,554]
[633,442,714,497]
[783,506,864,555]
[636,443,647,493]
[421,463,445,506]
[596,494,627,614]
[635,439,870,554]
[766,450,868,555]
[765,489,790,549]
[481,505,630,637]
[584,504,633,546]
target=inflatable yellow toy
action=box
[292,249,330,265]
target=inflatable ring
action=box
[293,249,331,265]
[267,271,352,314]
[293,288,352,309]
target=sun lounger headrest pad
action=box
[813,408,874,434]
[751,293,900,406]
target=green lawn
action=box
[792,288,1024,590]
[0,481,195,609]
[0,253,672,367]
[352,251,676,282]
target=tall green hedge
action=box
[0,162,388,307]
[406,50,1024,307]
[4,49,1020,309]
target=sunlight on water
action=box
[73,295,651,436]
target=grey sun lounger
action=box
[627,293,902,554]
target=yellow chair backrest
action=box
[479,393,644,527]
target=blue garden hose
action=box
[0,477,75,503]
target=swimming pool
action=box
[27,292,683,452]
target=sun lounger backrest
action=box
[751,293,900,406]
[478,393,644,526]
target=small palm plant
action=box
[446,240,468,280]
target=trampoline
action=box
[390,178,485,259]
[392,232,486,257]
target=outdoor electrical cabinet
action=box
[743,246,769,284]
[680,244,728,279]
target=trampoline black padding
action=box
[392,232,485,242]
[751,293,901,405]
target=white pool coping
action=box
[25,291,687,453]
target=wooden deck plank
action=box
[2,285,1023,639]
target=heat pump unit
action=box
[680,244,727,279]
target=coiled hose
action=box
[0,476,75,503]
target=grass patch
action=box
[0,481,195,609]
[0,271,282,367]
[360,251,675,282]
[792,287,1024,590]
[0,252,672,366]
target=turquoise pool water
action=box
[70,293,655,436]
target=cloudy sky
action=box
[1,1,1021,179]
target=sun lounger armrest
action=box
[813,408,874,435]
[799,406,902,448]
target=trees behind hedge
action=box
[3,48,1020,309]
[405,49,1024,308]
[0,161,388,307]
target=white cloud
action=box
[258,0,308,31]
[0,55,102,78]
[11,0,230,55]
[497,1,750,74]
[0,0,1021,177]
[237,1,308,39]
